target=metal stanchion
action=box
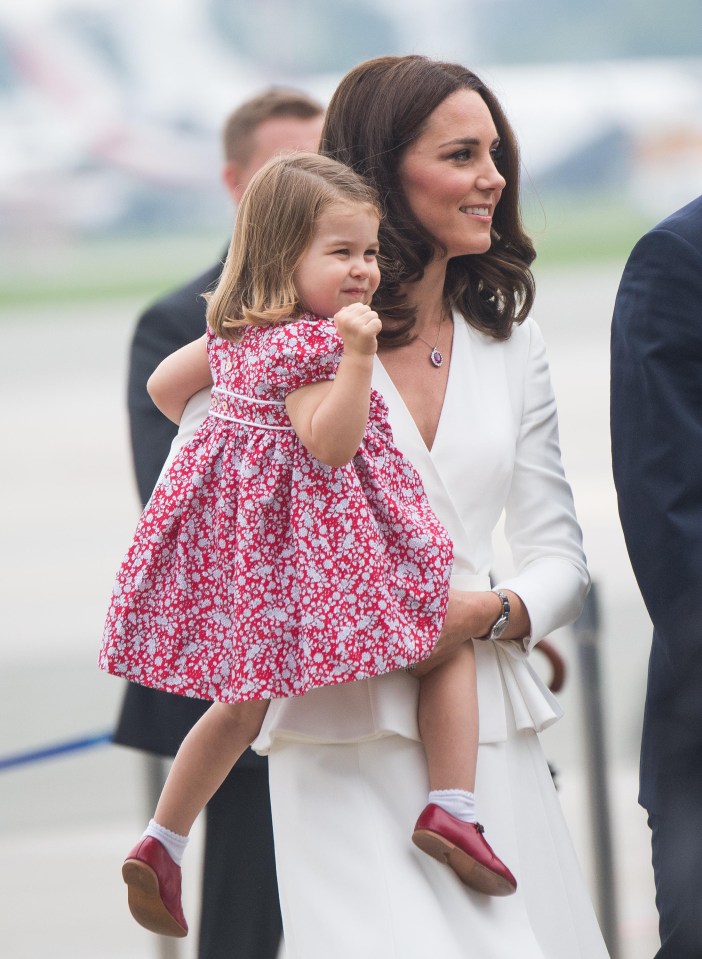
[572,581,621,959]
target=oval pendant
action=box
[430,348,444,368]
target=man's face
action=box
[225,114,325,202]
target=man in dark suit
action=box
[113,87,325,959]
[610,194,702,959]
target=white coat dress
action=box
[249,315,610,958]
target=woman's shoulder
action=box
[506,315,544,353]
[459,315,550,411]
[461,313,543,357]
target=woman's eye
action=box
[451,149,471,162]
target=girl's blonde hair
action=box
[207,151,380,338]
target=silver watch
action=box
[478,590,510,641]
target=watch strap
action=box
[477,589,510,641]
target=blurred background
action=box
[1,1,701,957]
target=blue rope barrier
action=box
[0,730,113,772]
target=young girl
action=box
[100,152,516,939]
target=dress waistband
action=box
[209,386,294,431]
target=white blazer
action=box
[165,316,590,749]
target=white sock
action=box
[428,788,477,823]
[143,819,189,866]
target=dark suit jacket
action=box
[113,256,265,771]
[610,195,702,813]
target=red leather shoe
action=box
[412,803,517,896]
[121,837,188,937]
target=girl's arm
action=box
[147,333,212,424]
[285,304,381,467]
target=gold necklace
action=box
[415,313,446,368]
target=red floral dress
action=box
[100,314,453,702]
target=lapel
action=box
[372,319,474,565]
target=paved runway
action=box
[0,262,659,957]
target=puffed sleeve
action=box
[496,318,590,648]
[263,316,343,398]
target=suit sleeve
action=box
[611,226,702,665]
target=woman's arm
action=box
[147,334,212,424]
[285,304,381,467]
[410,588,530,677]
[496,319,590,649]
[420,318,586,676]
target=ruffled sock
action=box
[428,788,477,823]
[142,819,189,866]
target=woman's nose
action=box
[477,158,506,192]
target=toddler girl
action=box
[100,152,515,938]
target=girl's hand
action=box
[334,303,382,357]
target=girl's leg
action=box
[413,644,517,896]
[123,698,269,937]
[154,698,269,835]
[416,641,478,793]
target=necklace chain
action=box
[415,312,447,368]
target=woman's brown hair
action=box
[320,55,535,342]
[207,152,380,338]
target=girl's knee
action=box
[210,699,269,743]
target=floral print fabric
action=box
[100,314,453,702]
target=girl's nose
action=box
[350,258,369,277]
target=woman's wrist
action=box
[474,590,506,638]
[490,588,531,641]
[443,588,529,646]
[411,588,531,677]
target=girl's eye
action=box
[333,248,350,256]
[364,250,379,259]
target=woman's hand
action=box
[410,588,531,677]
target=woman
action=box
[251,56,610,957]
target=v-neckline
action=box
[374,318,459,455]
